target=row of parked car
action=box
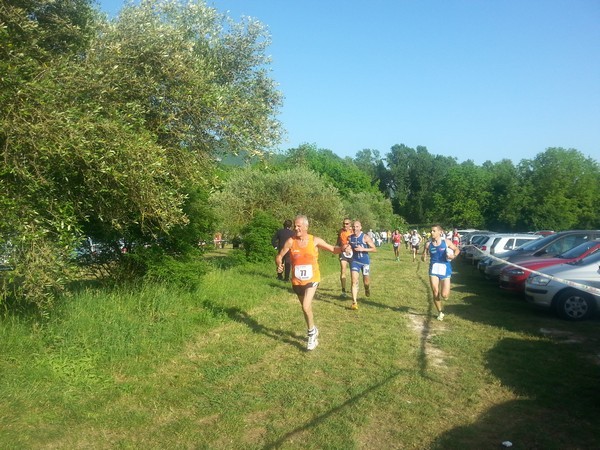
[458,230,600,321]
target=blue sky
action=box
[97,0,599,165]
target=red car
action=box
[499,240,600,293]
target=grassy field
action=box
[1,245,599,449]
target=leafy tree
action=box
[386,144,457,224]
[354,148,395,197]
[1,0,100,308]
[343,191,400,232]
[520,148,600,230]
[284,144,375,196]
[426,161,490,229]
[0,0,282,309]
[481,159,528,231]
[241,211,279,262]
[210,166,344,242]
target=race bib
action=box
[294,264,313,281]
[363,264,370,276]
[431,263,447,276]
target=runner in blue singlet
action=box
[348,220,377,310]
[421,224,461,321]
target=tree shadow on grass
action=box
[431,337,600,449]
[202,299,305,351]
[266,279,295,293]
[263,369,408,449]
[433,261,600,447]
[359,298,410,313]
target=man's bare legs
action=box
[429,276,450,320]
[297,285,317,330]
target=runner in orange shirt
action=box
[336,218,353,298]
[276,215,349,351]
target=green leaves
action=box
[1,0,283,310]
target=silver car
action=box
[524,251,600,321]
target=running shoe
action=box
[340,291,347,299]
[437,312,445,321]
[307,327,319,350]
[350,302,359,310]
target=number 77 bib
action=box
[294,264,313,281]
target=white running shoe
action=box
[437,312,445,321]
[307,327,319,350]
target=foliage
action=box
[343,191,401,231]
[383,145,599,231]
[284,143,376,196]
[482,159,528,231]
[386,144,458,224]
[210,165,344,241]
[426,161,491,229]
[354,148,396,196]
[159,186,218,253]
[519,148,600,230]
[0,0,282,310]
[120,245,209,289]
[241,211,279,263]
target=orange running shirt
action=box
[338,229,352,246]
[290,235,320,286]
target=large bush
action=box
[0,0,282,310]
[211,166,344,242]
[241,212,279,263]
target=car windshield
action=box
[567,250,600,266]
[558,240,600,259]
[515,233,557,252]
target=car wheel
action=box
[555,289,596,321]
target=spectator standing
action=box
[452,228,461,247]
[272,219,294,281]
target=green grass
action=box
[1,246,599,449]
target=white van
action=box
[473,233,541,262]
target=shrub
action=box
[118,245,208,290]
[241,212,279,263]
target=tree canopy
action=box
[1,0,282,307]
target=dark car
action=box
[534,230,555,237]
[499,240,600,293]
[483,230,600,280]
